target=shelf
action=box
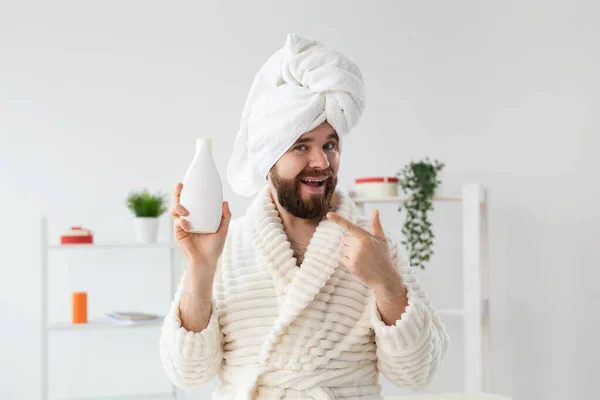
[351,195,462,204]
[41,217,181,400]
[57,393,175,400]
[48,318,164,332]
[48,243,176,250]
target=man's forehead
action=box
[295,130,339,143]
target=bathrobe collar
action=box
[247,184,357,347]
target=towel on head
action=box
[227,33,366,196]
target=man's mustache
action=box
[297,168,334,179]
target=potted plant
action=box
[396,158,445,270]
[126,189,168,244]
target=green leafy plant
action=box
[126,189,168,218]
[397,158,445,270]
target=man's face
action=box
[268,122,340,221]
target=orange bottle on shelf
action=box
[72,292,87,324]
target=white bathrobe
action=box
[160,186,449,399]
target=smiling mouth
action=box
[300,177,327,187]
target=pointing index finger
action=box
[326,212,367,238]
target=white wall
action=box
[1,1,598,399]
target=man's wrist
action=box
[372,271,407,300]
[183,264,216,295]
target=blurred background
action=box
[1,1,598,399]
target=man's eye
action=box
[294,145,307,151]
[324,142,337,150]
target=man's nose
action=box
[308,149,330,170]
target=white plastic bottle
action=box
[179,137,223,234]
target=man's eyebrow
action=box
[294,132,339,145]
[294,136,313,144]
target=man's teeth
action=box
[302,178,325,182]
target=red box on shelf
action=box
[60,226,94,244]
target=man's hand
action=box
[326,210,404,293]
[171,182,231,272]
[327,210,409,325]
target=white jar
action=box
[354,177,399,198]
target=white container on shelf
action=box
[354,177,399,198]
[133,217,158,244]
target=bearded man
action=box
[160,33,449,400]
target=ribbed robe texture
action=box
[160,186,449,399]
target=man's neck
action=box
[270,189,320,265]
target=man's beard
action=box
[270,167,337,221]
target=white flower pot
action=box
[133,217,159,244]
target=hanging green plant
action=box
[396,158,445,270]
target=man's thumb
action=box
[218,201,232,234]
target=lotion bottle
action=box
[179,137,223,233]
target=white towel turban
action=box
[226,33,366,196]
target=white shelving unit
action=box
[40,217,182,400]
[352,183,490,393]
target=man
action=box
[160,33,449,400]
